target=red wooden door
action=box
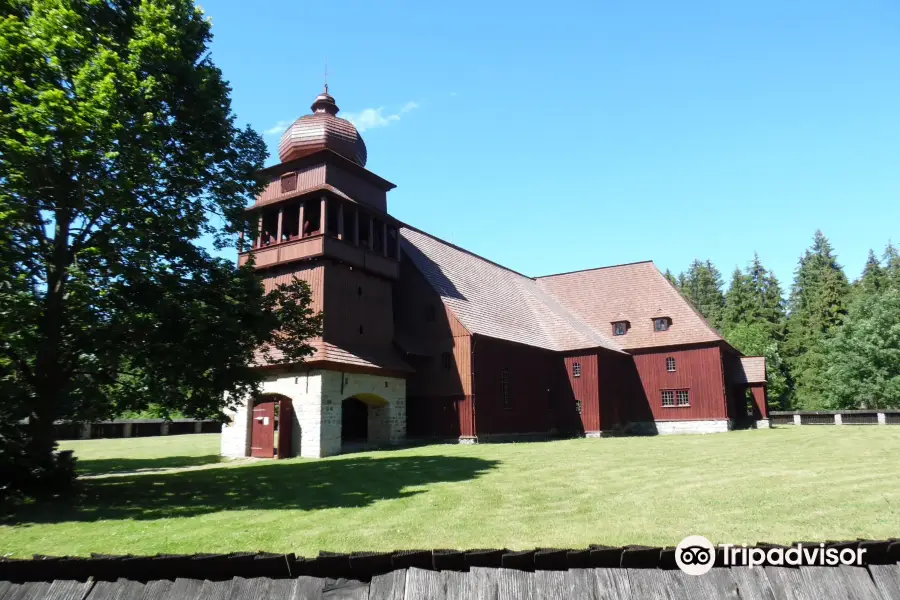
[250,400,276,458]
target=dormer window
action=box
[613,321,628,336]
[654,317,671,332]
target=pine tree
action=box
[855,249,885,297]
[884,243,900,286]
[784,231,851,408]
[680,259,725,330]
[721,254,790,407]
[664,269,679,287]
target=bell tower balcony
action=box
[239,189,401,280]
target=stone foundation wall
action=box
[627,419,732,435]
[220,369,406,460]
[220,392,251,458]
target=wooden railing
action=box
[770,410,900,426]
[54,419,222,440]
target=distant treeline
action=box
[665,231,900,410]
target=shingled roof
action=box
[732,356,767,384]
[401,227,726,354]
[536,262,724,350]
[400,228,623,354]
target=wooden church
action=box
[220,87,769,460]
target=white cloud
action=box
[344,101,418,133]
[264,120,291,136]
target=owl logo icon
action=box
[675,535,715,575]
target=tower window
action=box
[572,362,581,378]
[280,172,297,194]
[666,357,676,372]
[613,321,627,336]
[501,368,510,409]
[654,317,670,332]
[441,352,452,370]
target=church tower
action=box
[221,87,410,460]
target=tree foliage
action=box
[678,259,725,330]
[721,254,789,408]
[0,0,321,503]
[782,231,851,409]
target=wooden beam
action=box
[368,216,374,251]
[298,202,305,237]
[276,207,284,243]
[337,202,344,240]
[256,214,262,248]
[238,230,244,253]
[319,196,327,234]
[353,209,360,246]
[382,221,388,257]
[395,228,401,260]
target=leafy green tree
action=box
[783,231,851,408]
[884,243,900,286]
[0,0,321,502]
[679,259,725,330]
[822,286,900,409]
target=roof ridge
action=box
[534,260,655,280]
[399,223,533,279]
[650,263,724,343]
[524,279,624,353]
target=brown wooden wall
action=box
[325,166,387,212]
[261,263,325,313]
[630,345,728,421]
[472,336,557,436]
[256,164,326,207]
[322,261,394,351]
[562,353,600,433]
[396,256,474,438]
[750,384,768,419]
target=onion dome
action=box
[278,86,368,166]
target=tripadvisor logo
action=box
[675,536,868,575]
[675,535,716,576]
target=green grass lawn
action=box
[2,427,899,557]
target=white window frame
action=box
[666,357,676,372]
[573,362,581,378]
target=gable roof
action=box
[400,228,623,354]
[535,262,724,350]
[733,356,767,384]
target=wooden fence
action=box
[770,410,900,427]
[54,419,222,441]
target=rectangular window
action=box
[501,368,510,409]
[613,322,627,336]
[654,318,670,332]
[661,390,675,407]
[662,389,690,407]
[666,357,676,372]
[573,362,581,378]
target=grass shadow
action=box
[10,454,499,525]
[76,455,223,477]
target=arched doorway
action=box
[250,394,294,458]
[340,393,389,453]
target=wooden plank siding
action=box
[396,256,475,438]
[323,261,394,352]
[629,344,728,421]
[562,353,600,433]
[325,165,387,212]
[471,336,558,437]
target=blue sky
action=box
[200,0,900,289]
